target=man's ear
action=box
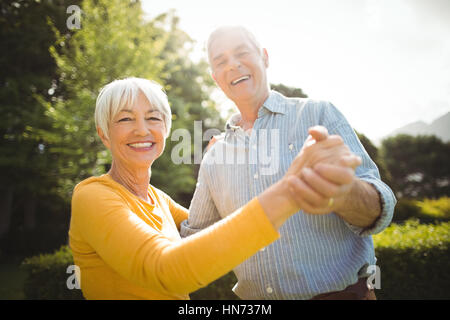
[262,48,269,68]
[97,127,111,150]
[211,71,217,82]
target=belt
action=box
[311,277,377,300]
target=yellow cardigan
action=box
[69,174,279,299]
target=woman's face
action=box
[99,91,166,170]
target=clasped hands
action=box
[284,126,362,215]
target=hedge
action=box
[20,246,83,300]
[20,198,450,300]
[392,197,450,223]
[373,219,450,299]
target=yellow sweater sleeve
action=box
[71,183,279,296]
[157,190,189,231]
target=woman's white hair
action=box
[95,77,172,140]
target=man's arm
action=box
[287,103,396,236]
[302,163,381,228]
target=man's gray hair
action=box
[95,77,172,140]
[206,25,264,64]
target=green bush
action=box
[20,244,238,300]
[20,246,83,300]
[416,197,450,221]
[392,197,450,223]
[392,199,421,222]
[0,225,69,262]
[21,211,450,300]
[190,272,239,300]
[373,219,450,299]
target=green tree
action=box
[380,134,450,198]
[150,10,224,206]
[0,0,80,239]
[43,2,222,207]
[271,83,308,98]
[41,0,167,200]
[356,131,392,187]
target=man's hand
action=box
[283,126,361,215]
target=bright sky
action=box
[141,0,450,142]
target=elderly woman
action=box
[69,77,360,300]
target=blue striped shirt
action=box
[180,90,396,299]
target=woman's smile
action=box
[127,141,155,152]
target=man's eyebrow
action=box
[212,44,250,61]
[212,53,224,62]
[234,44,248,51]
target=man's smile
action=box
[231,75,251,86]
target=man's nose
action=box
[226,56,241,71]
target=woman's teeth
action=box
[128,142,153,148]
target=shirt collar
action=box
[260,90,288,116]
[225,90,287,132]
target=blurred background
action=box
[0,0,449,300]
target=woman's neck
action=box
[108,161,151,203]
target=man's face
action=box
[209,30,269,106]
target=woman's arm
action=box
[72,185,280,296]
[71,126,357,296]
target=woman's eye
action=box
[147,117,162,121]
[118,117,132,122]
[237,51,248,57]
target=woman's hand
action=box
[257,126,361,229]
[283,126,362,215]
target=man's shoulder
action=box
[271,91,331,114]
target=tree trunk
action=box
[24,192,37,230]
[0,187,14,238]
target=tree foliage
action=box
[0,0,80,238]
[381,134,450,198]
[270,83,308,98]
[355,131,392,187]
[39,1,223,208]
[0,0,223,244]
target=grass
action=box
[0,258,27,300]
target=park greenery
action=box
[0,0,449,299]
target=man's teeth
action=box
[231,76,250,85]
[129,142,153,148]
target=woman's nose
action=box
[133,117,149,136]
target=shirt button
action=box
[266,287,273,294]
[288,143,294,151]
[254,173,259,179]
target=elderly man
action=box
[180,26,396,300]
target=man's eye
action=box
[237,51,248,57]
[147,117,162,121]
[217,61,225,67]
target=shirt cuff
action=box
[343,178,396,237]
